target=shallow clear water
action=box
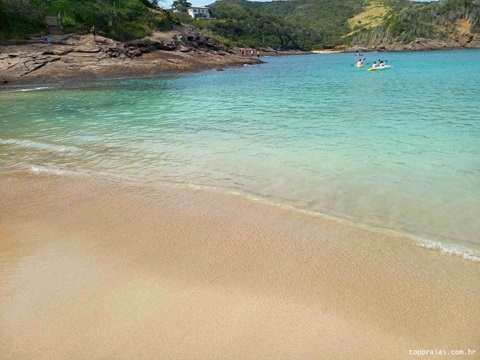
[1,50,480,254]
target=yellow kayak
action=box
[368,65,391,71]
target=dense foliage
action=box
[192,0,416,49]
[0,0,175,41]
[200,0,369,50]
[192,1,304,49]
[1,0,479,48]
[172,0,191,10]
[353,0,480,45]
[0,0,49,40]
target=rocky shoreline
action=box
[346,33,480,53]
[3,26,479,87]
[0,26,266,87]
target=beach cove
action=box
[1,49,480,359]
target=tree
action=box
[172,0,192,10]
[141,0,160,8]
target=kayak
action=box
[356,64,363,68]
[368,65,391,71]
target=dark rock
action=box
[125,39,176,53]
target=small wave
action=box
[17,86,51,92]
[176,182,480,263]
[30,165,69,176]
[0,86,52,93]
[418,240,480,262]
[0,139,82,154]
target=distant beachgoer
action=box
[250,49,254,57]
[256,50,260,58]
[90,25,96,38]
[39,37,52,44]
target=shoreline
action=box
[0,32,264,87]
[2,31,479,88]
[1,171,479,359]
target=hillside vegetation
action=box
[351,0,480,46]
[191,1,304,49]
[198,0,369,49]
[1,0,479,50]
[192,0,480,50]
[0,0,175,42]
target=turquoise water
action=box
[1,50,480,257]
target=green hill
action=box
[193,0,480,50]
[202,0,371,49]
[2,0,479,50]
[0,0,175,42]
[351,0,480,47]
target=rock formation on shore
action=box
[347,33,480,53]
[0,26,261,85]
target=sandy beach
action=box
[1,171,479,360]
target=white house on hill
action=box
[187,6,211,19]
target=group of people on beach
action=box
[241,48,260,58]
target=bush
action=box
[155,10,175,31]
[171,11,193,25]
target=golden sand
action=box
[1,172,479,359]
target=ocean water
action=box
[1,50,480,259]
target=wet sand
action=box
[1,171,479,359]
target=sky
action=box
[160,0,438,10]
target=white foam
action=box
[177,182,480,263]
[11,86,51,93]
[30,165,69,176]
[418,240,480,262]
[0,138,82,154]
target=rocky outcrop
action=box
[346,32,480,52]
[0,28,262,85]
[173,26,232,54]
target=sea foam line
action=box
[17,167,480,263]
[29,165,71,176]
[0,138,83,154]
[179,182,480,263]
[1,86,52,93]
